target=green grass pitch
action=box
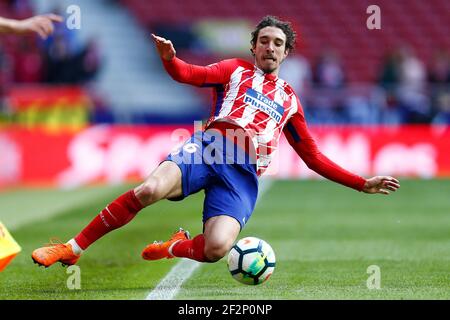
[0,179,449,300]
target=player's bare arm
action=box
[362,176,400,195]
[0,14,63,39]
[151,33,176,61]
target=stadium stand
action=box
[0,0,448,125]
[121,0,449,83]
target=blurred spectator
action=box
[397,45,427,90]
[377,45,431,123]
[344,85,383,124]
[428,50,450,85]
[45,33,73,83]
[379,50,402,89]
[279,53,311,94]
[380,92,402,125]
[5,0,33,19]
[396,87,432,123]
[307,49,346,123]
[395,46,430,123]
[313,49,345,89]
[432,92,450,124]
[45,34,101,84]
[77,38,101,83]
[13,36,44,82]
[0,43,14,99]
[153,23,196,51]
[428,50,450,123]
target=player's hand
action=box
[12,14,63,39]
[151,33,176,61]
[362,176,400,195]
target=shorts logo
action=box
[244,88,284,123]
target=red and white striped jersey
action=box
[163,57,366,190]
[164,58,299,175]
[203,59,298,175]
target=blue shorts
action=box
[166,130,258,230]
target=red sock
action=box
[74,190,143,250]
[171,234,207,262]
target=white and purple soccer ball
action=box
[227,237,276,285]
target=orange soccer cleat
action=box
[32,240,80,268]
[142,228,190,261]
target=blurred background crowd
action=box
[0,0,448,129]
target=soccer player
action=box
[0,14,63,39]
[32,16,400,267]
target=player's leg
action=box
[166,169,257,263]
[141,171,245,263]
[203,215,240,261]
[145,215,240,263]
[32,161,182,267]
[71,160,182,250]
[200,215,241,262]
[141,130,257,263]
[133,160,182,206]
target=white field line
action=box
[145,178,274,300]
[145,259,201,300]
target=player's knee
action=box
[204,246,227,262]
[204,239,233,262]
[135,178,162,206]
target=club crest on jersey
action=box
[244,88,284,123]
[279,90,289,102]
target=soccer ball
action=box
[227,237,276,285]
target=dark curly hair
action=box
[250,16,296,53]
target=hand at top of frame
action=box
[10,14,63,39]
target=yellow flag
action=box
[0,221,21,272]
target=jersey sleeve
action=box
[162,57,237,87]
[283,98,367,191]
